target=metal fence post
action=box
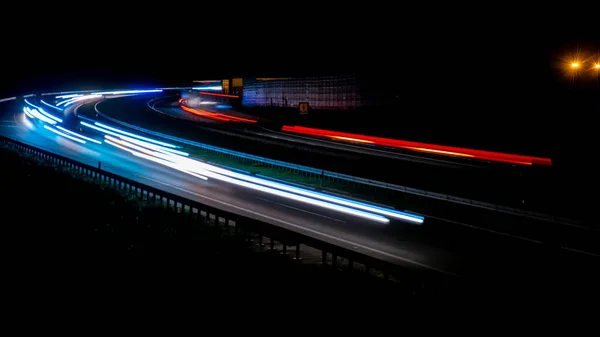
[294,245,302,261]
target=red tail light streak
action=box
[282,126,552,166]
[198,92,239,98]
[180,104,256,123]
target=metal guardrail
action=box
[97,100,582,228]
[0,134,451,286]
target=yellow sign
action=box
[222,79,229,94]
[232,78,243,87]
[299,102,309,114]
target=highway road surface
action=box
[98,94,575,217]
[1,92,596,285]
[137,94,598,225]
[150,95,487,168]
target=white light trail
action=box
[107,136,390,223]
[23,108,34,118]
[81,121,180,148]
[114,134,188,156]
[55,94,83,99]
[192,86,223,91]
[55,125,102,144]
[44,125,86,144]
[36,107,62,123]
[24,107,57,124]
[84,118,423,224]
[58,94,103,107]
[0,97,16,103]
[104,139,207,180]
[41,100,64,111]
[167,150,423,223]
[93,89,163,95]
[106,134,422,223]
[24,99,65,123]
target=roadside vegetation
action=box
[1,145,451,300]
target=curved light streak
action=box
[108,136,389,224]
[55,125,102,144]
[0,97,16,103]
[25,99,63,122]
[105,135,415,223]
[36,107,63,123]
[24,107,57,124]
[192,86,223,91]
[58,94,103,107]
[113,134,188,156]
[104,139,207,180]
[73,105,420,224]
[44,125,86,144]
[167,149,423,224]
[93,89,163,95]
[23,108,34,119]
[55,94,83,99]
[81,121,180,149]
[41,100,64,111]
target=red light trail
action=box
[197,92,239,98]
[180,104,256,123]
[281,125,552,166]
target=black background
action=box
[1,5,598,162]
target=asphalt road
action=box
[97,94,583,220]
[0,97,464,275]
[154,96,487,169]
[2,94,597,286]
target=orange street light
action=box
[595,63,600,69]
[571,62,580,68]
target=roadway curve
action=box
[90,94,600,250]
[101,93,579,219]
[1,92,596,286]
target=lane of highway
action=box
[100,94,593,228]
[171,93,554,167]
[1,98,464,276]
[81,94,600,252]
[3,93,597,282]
[148,95,595,224]
[99,95,537,206]
[154,95,488,169]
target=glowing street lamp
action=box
[595,63,600,69]
[571,62,580,69]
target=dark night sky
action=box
[4,27,595,99]
[1,7,597,160]
[3,7,596,93]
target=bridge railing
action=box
[0,134,454,289]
